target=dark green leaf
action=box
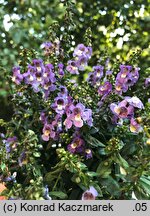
[49,191,68,199]
[85,135,105,147]
[114,153,129,170]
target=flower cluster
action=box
[87,64,140,104]
[87,65,104,86]
[41,114,62,141]
[64,103,93,129]
[110,96,144,133]
[12,66,23,85]
[12,60,57,99]
[115,65,139,95]
[40,84,93,157]
[66,44,92,74]
[67,131,92,159]
[1,135,18,156]
[98,81,112,98]
[41,39,60,56]
[7,40,150,200]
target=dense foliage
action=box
[0,0,150,200]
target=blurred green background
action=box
[0,0,150,120]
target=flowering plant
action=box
[0,36,150,200]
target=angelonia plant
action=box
[0,28,150,199]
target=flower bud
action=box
[146,138,150,145]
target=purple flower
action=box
[66,44,92,75]
[115,83,124,95]
[85,149,92,159]
[23,65,37,85]
[110,100,134,119]
[67,136,85,154]
[111,115,123,126]
[127,67,139,86]
[41,42,53,49]
[57,86,68,97]
[18,151,27,167]
[42,65,56,98]
[87,65,104,86]
[116,65,131,84]
[76,55,88,71]
[32,59,43,67]
[3,136,18,154]
[43,64,54,78]
[58,63,64,77]
[125,96,144,109]
[41,41,54,55]
[66,60,79,74]
[130,118,142,133]
[87,72,96,85]
[51,96,68,115]
[12,66,23,85]
[64,103,93,129]
[115,65,140,95]
[81,186,98,200]
[145,77,150,87]
[120,65,132,73]
[42,78,56,92]
[3,172,17,183]
[93,65,104,78]
[32,60,45,82]
[40,112,48,124]
[106,69,113,76]
[73,44,92,59]
[42,124,55,141]
[41,114,63,141]
[98,81,112,96]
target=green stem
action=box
[52,171,62,191]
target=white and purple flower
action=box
[81,186,98,200]
[42,124,55,141]
[67,136,85,154]
[98,81,112,96]
[66,60,79,74]
[64,103,93,129]
[110,99,134,119]
[125,96,144,109]
[58,63,64,77]
[115,65,139,95]
[145,77,150,87]
[51,96,68,115]
[130,118,142,133]
[12,66,23,85]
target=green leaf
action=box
[134,186,150,200]
[96,161,111,178]
[85,135,105,148]
[0,90,7,97]
[76,162,87,170]
[0,163,6,171]
[98,148,106,155]
[121,142,137,155]
[100,176,121,197]
[33,152,41,157]
[86,171,99,177]
[138,176,150,195]
[49,191,68,199]
[91,184,103,197]
[114,153,129,170]
[90,127,99,134]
